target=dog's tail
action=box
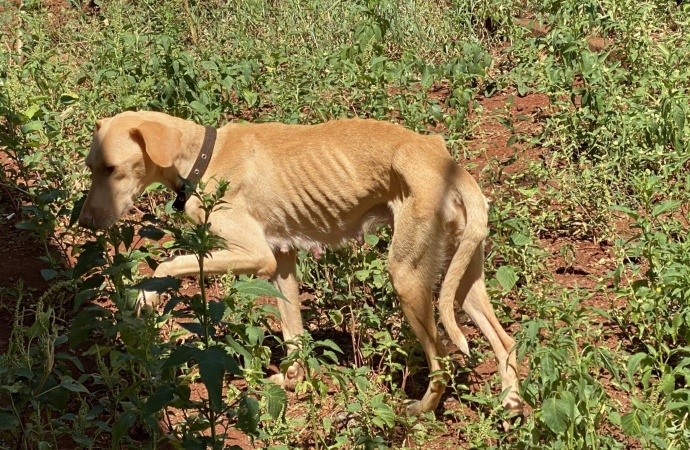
[438,167,488,356]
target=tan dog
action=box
[78,111,522,417]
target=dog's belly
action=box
[262,194,393,253]
[255,165,394,253]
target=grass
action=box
[1,0,689,448]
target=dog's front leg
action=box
[269,250,305,390]
[138,237,306,391]
[139,245,278,309]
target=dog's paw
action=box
[501,392,525,431]
[135,290,161,316]
[502,391,523,414]
[268,372,287,388]
[268,362,304,391]
[405,400,423,416]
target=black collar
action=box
[173,125,217,212]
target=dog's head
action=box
[78,113,182,229]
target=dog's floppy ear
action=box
[130,121,182,168]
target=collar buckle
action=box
[173,125,216,211]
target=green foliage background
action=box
[1,0,689,448]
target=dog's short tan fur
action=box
[79,111,522,416]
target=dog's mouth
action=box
[109,201,135,227]
[79,200,135,230]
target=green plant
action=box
[3,0,690,448]
[0,288,91,449]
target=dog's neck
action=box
[157,121,217,193]
[172,125,217,211]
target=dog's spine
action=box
[438,168,488,356]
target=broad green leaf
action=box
[12,368,34,380]
[180,321,205,337]
[621,410,642,436]
[15,221,38,230]
[201,60,219,71]
[72,243,107,278]
[68,305,112,348]
[224,353,242,376]
[323,416,332,433]
[657,43,670,58]
[248,325,266,346]
[263,384,287,420]
[430,103,443,121]
[138,225,166,240]
[60,92,79,105]
[321,350,339,363]
[132,276,180,293]
[209,300,226,324]
[496,266,518,291]
[111,411,136,448]
[608,411,621,425]
[220,76,234,91]
[20,120,43,134]
[347,402,362,412]
[225,335,252,361]
[626,352,653,385]
[652,200,681,218]
[328,309,344,326]
[23,104,41,119]
[541,396,571,434]
[59,377,90,393]
[317,339,343,353]
[371,402,395,428]
[650,436,670,449]
[0,412,19,430]
[26,309,50,339]
[421,65,433,89]
[236,395,260,435]
[121,226,134,249]
[55,352,84,372]
[364,234,379,246]
[69,194,86,227]
[234,278,286,300]
[608,204,638,220]
[163,345,201,368]
[144,182,165,193]
[242,89,258,106]
[189,100,209,115]
[354,269,370,281]
[198,347,227,412]
[163,295,184,315]
[673,107,685,132]
[72,436,94,447]
[666,401,690,412]
[510,233,531,247]
[143,385,174,416]
[659,373,675,395]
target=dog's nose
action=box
[78,212,95,229]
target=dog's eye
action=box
[105,166,116,175]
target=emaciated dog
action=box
[78,111,522,417]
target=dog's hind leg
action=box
[457,247,523,416]
[388,201,450,415]
[269,249,306,390]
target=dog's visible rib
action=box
[78,111,523,420]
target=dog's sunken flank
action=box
[78,111,523,418]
